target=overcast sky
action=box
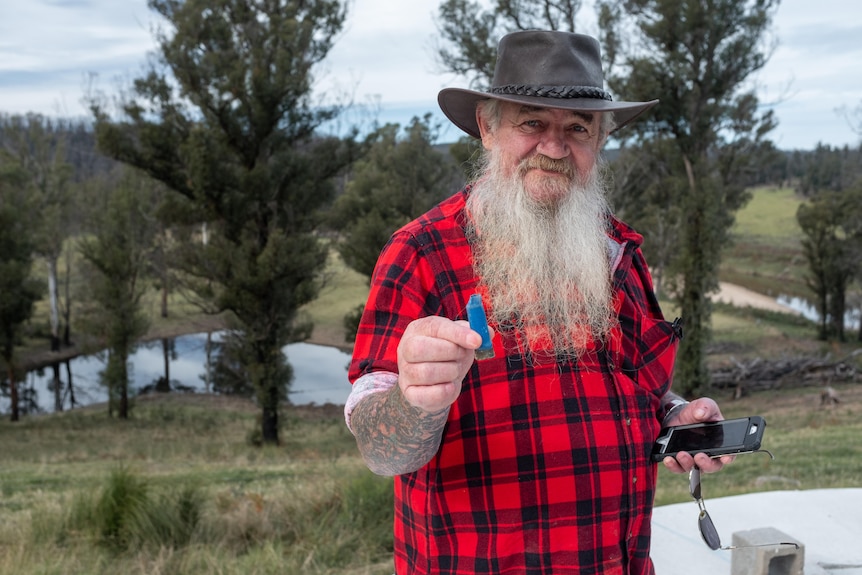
[1,0,860,150]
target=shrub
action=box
[94,466,150,549]
[64,467,205,553]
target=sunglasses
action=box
[689,466,799,551]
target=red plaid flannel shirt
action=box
[349,188,679,575]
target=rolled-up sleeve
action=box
[344,371,398,434]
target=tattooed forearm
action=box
[351,384,450,476]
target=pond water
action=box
[5,332,353,416]
[11,295,857,416]
[776,295,861,331]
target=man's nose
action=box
[536,127,570,159]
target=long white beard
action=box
[465,150,616,360]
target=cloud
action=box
[0,0,859,150]
[0,0,159,116]
[41,0,93,7]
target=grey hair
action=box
[477,98,617,139]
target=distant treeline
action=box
[6,113,862,196]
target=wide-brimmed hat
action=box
[438,30,658,138]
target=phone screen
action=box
[665,419,752,452]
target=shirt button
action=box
[632,476,638,484]
[626,417,632,426]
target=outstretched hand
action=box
[661,397,734,474]
[397,316,487,414]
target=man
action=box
[345,30,730,574]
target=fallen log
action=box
[710,353,861,395]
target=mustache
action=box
[518,154,577,180]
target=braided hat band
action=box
[490,85,613,102]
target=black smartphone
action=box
[651,416,766,462]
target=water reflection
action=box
[5,332,352,415]
[776,295,861,330]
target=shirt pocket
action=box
[614,315,681,399]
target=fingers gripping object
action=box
[466,294,495,360]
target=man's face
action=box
[477,101,605,206]
[467,103,614,359]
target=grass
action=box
[0,395,395,575]
[654,382,862,506]
[301,248,370,350]
[1,385,860,573]
[732,186,804,240]
[721,185,810,299]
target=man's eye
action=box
[570,124,594,140]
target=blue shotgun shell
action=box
[466,293,495,360]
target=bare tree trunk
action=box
[157,338,172,392]
[204,331,213,393]
[66,359,76,408]
[8,364,19,422]
[119,355,129,420]
[47,258,61,352]
[63,248,73,347]
[830,288,846,342]
[161,284,169,318]
[106,350,114,418]
[262,383,280,445]
[52,362,63,412]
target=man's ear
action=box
[596,113,610,151]
[476,107,494,151]
[596,133,608,152]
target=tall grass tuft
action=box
[127,484,205,550]
[93,466,150,550]
[62,467,207,553]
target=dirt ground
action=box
[711,281,801,315]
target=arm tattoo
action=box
[350,384,450,476]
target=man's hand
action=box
[397,316,485,414]
[661,397,734,474]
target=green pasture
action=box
[721,186,809,299]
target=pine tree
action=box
[599,0,779,395]
[91,0,354,443]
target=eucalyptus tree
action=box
[91,0,354,444]
[797,187,862,342]
[0,114,74,356]
[78,170,157,419]
[598,0,780,395]
[846,184,862,342]
[0,163,43,422]
[797,143,862,197]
